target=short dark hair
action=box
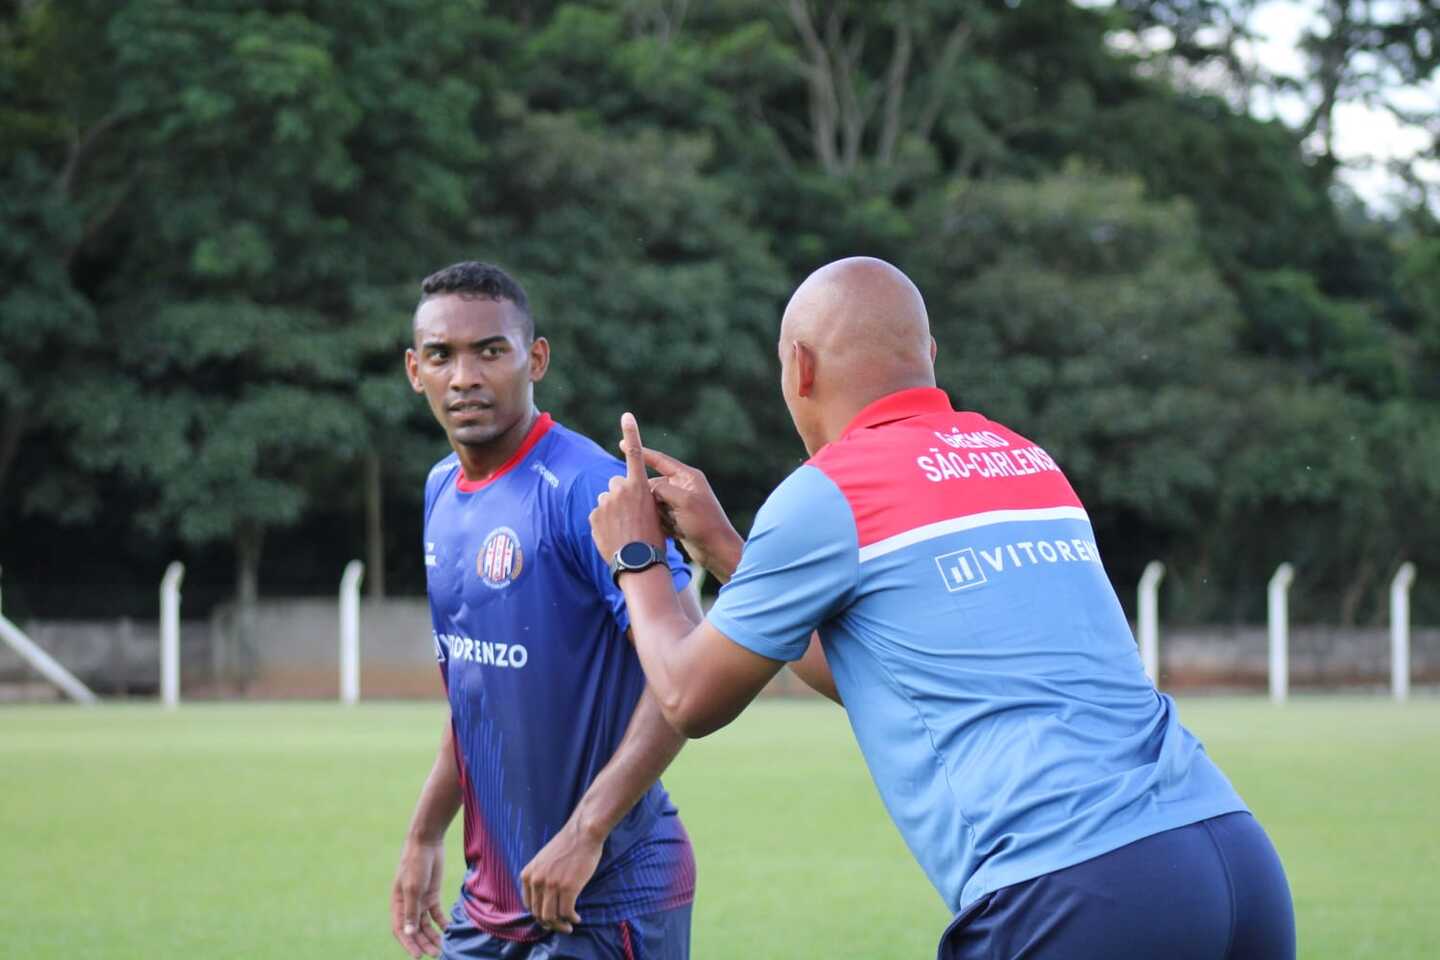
[418,261,534,340]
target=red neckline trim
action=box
[454,412,554,493]
[840,387,953,438]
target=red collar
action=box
[840,387,954,438]
[455,412,554,493]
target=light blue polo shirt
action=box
[708,389,1246,911]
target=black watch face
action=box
[619,542,655,567]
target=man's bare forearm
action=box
[567,688,686,840]
[618,570,710,722]
[688,528,838,705]
[406,722,464,844]
[596,420,789,738]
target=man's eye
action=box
[482,346,505,359]
[428,349,449,361]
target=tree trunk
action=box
[364,450,386,599]
[917,21,971,143]
[788,0,842,174]
[0,403,26,510]
[1338,554,1374,628]
[1298,0,1354,167]
[877,17,913,167]
[234,519,265,691]
[829,13,871,173]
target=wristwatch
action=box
[610,541,665,584]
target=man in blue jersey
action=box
[390,262,701,960]
[589,257,1295,959]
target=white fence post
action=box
[688,561,708,602]
[1137,561,1165,685]
[0,614,99,704]
[160,562,185,709]
[1391,563,1416,702]
[339,560,365,705]
[1268,562,1294,704]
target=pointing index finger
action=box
[621,412,647,483]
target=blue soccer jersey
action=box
[707,388,1247,913]
[423,413,696,940]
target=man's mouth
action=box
[449,400,493,417]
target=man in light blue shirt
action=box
[587,257,1295,959]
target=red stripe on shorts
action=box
[619,920,637,960]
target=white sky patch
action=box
[1083,0,1439,214]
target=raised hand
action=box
[642,445,743,584]
[589,412,666,561]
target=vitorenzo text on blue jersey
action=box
[434,631,529,669]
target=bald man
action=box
[588,258,1295,959]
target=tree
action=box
[916,167,1251,603]
[29,0,491,641]
[0,0,135,517]
[466,98,792,518]
[1110,0,1440,206]
[0,157,95,515]
[4,0,1436,632]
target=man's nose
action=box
[450,352,485,391]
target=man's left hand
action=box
[590,412,666,560]
[520,820,604,934]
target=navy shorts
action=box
[441,902,692,960]
[938,812,1295,960]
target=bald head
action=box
[782,257,933,379]
[777,257,936,453]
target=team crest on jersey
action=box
[477,527,525,588]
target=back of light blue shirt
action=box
[707,391,1246,911]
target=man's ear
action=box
[529,336,550,383]
[930,337,938,364]
[794,341,817,399]
[404,349,424,394]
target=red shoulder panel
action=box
[809,411,1084,550]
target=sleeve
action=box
[706,465,859,662]
[421,459,457,689]
[422,457,457,525]
[565,463,693,633]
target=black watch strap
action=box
[610,541,665,584]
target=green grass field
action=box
[2,697,1437,958]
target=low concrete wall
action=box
[240,597,436,698]
[0,618,211,696]
[0,600,437,699]
[1157,625,1440,689]
[4,599,1437,699]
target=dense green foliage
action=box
[2,0,1437,624]
[3,699,1438,957]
